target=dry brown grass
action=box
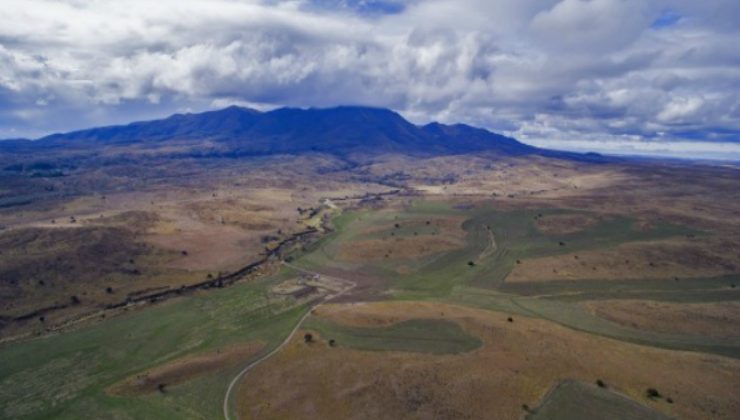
[110,341,264,395]
[535,213,610,235]
[338,236,463,262]
[583,300,740,340]
[507,237,739,282]
[338,216,467,262]
[237,301,740,420]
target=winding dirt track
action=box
[222,262,355,420]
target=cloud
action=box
[0,0,738,159]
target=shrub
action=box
[507,317,513,323]
[646,388,661,399]
[596,379,606,388]
[329,339,336,347]
[468,261,476,267]
[304,333,313,343]
[106,287,114,294]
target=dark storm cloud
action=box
[0,0,738,159]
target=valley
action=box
[0,107,738,419]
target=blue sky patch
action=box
[651,10,682,29]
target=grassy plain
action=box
[0,272,309,419]
[1,152,739,419]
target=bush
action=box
[596,379,606,388]
[329,339,336,347]
[646,388,661,399]
[468,261,476,267]
[304,333,313,343]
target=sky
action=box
[1,0,739,160]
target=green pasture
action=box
[0,272,309,420]
[304,318,482,355]
[527,380,670,420]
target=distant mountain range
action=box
[0,106,604,161]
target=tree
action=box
[304,333,313,343]
[596,379,606,388]
[329,339,336,347]
[106,287,114,294]
[70,295,81,305]
[157,383,167,393]
[468,261,476,267]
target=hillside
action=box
[0,106,536,158]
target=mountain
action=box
[0,105,599,160]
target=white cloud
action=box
[0,0,738,158]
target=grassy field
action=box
[0,271,309,420]
[291,201,698,296]
[288,200,740,358]
[527,380,670,420]
[304,318,482,354]
[2,197,738,419]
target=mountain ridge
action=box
[0,105,606,162]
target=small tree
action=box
[106,287,114,294]
[304,333,313,343]
[507,317,513,323]
[596,379,606,388]
[329,339,336,347]
[157,383,167,393]
[468,261,476,267]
